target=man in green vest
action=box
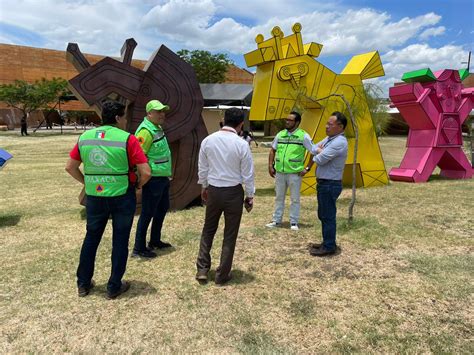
[266,111,313,231]
[65,100,151,299]
[132,99,173,258]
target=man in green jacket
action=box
[132,100,173,258]
[65,100,151,299]
[266,111,313,231]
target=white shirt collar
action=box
[221,126,237,134]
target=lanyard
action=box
[221,127,237,134]
[323,133,343,148]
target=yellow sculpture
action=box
[245,23,389,192]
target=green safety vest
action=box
[275,128,306,173]
[78,126,130,197]
[135,118,172,177]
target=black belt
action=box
[317,178,342,183]
[209,184,242,189]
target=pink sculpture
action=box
[389,68,474,182]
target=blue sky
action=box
[0,0,472,94]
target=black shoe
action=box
[308,242,323,250]
[309,246,336,257]
[131,248,157,258]
[106,281,131,300]
[78,280,95,297]
[215,273,232,286]
[148,241,172,250]
[195,270,208,284]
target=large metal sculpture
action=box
[67,39,207,209]
[389,68,474,182]
[244,23,388,192]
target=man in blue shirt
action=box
[307,111,348,257]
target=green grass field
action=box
[1,131,473,353]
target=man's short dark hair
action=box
[290,111,301,123]
[224,108,244,128]
[101,101,125,125]
[331,111,347,129]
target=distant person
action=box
[20,115,28,136]
[65,100,151,299]
[196,108,255,285]
[308,111,348,257]
[266,111,313,231]
[45,116,52,130]
[132,100,174,258]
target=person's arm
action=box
[241,143,255,198]
[310,138,325,156]
[268,148,276,178]
[268,136,278,177]
[65,158,84,184]
[135,129,153,154]
[135,163,151,188]
[241,143,255,212]
[197,140,209,203]
[299,133,315,176]
[314,140,346,166]
[127,135,151,189]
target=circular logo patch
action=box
[96,184,104,193]
[89,148,108,167]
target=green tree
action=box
[177,49,233,83]
[363,83,390,137]
[0,78,69,119]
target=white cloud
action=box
[374,43,468,95]
[0,0,449,58]
[250,10,443,56]
[134,5,446,57]
[0,0,148,57]
[0,0,471,98]
[419,26,445,40]
[213,0,339,21]
[141,0,217,40]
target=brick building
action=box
[0,43,253,128]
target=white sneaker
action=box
[265,221,281,228]
[290,224,299,231]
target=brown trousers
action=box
[196,184,244,281]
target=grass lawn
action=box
[0,131,473,353]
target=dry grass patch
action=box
[0,132,473,353]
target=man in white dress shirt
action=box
[196,108,255,285]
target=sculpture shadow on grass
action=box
[208,269,256,286]
[0,214,21,228]
[88,280,157,300]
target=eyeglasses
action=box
[286,119,295,122]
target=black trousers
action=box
[133,177,170,252]
[21,124,28,136]
[196,185,244,281]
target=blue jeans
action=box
[273,172,302,224]
[134,177,170,252]
[77,187,136,293]
[317,180,342,251]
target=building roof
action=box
[200,83,253,106]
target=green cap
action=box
[146,100,170,113]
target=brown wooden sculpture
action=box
[67,39,207,210]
